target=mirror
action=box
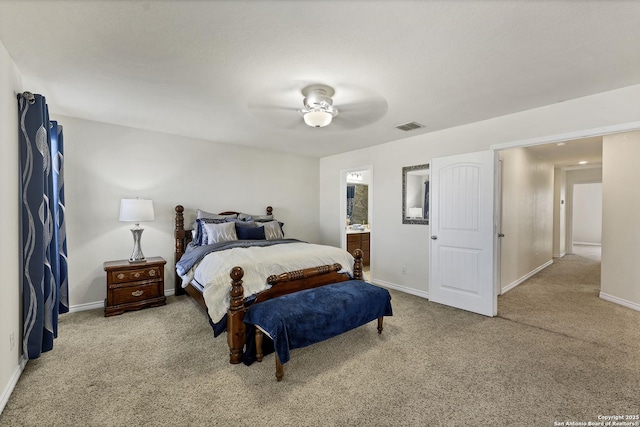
[402,164,429,225]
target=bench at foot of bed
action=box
[244,280,393,382]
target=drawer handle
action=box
[117,273,125,280]
[131,290,144,297]
[133,272,141,278]
[148,269,156,277]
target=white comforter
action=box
[180,242,355,324]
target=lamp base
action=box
[129,227,146,263]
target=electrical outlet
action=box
[9,332,15,351]
[402,266,407,275]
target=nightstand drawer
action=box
[113,282,161,305]
[110,266,161,284]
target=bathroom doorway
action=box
[341,167,373,275]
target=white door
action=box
[429,150,496,316]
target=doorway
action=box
[569,181,602,255]
[496,140,603,295]
[497,137,602,316]
[341,167,373,275]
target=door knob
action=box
[498,233,505,237]
[431,235,438,240]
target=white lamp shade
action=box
[408,207,423,218]
[119,199,155,222]
[304,110,333,127]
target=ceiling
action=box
[525,137,603,167]
[1,1,639,158]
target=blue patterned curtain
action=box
[18,92,68,360]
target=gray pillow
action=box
[197,209,238,220]
[259,220,284,240]
[238,212,273,221]
[202,222,238,245]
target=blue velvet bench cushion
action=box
[243,280,393,365]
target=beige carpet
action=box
[2,252,639,426]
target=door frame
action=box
[495,158,504,296]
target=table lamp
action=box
[119,198,155,262]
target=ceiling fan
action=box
[299,84,339,128]
[248,83,388,131]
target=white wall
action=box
[499,147,554,293]
[572,183,602,245]
[565,167,603,253]
[319,83,640,301]
[53,115,320,308]
[0,40,23,413]
[601,132,640,309]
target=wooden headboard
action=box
[173,205,273,296]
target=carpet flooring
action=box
[1,250,638,426]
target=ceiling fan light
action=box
[304,110,333,128]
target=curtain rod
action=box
[21,91,36,104]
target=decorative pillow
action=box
[202,221,238,245]
[259,220,285,240]
[238,212,273,222]
[197,209,238,220]
[236,225,266,240]
[234,220,260,229]
[194,218,226,245]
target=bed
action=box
[173,205,365,364]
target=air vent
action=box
[395,121,425,131]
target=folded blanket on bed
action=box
[243,280,393,364]
[176,238,305,276]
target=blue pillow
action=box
[234,220,259,228]
[236,224,266,240]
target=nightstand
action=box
[104,256,167,317]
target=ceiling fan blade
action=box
[248,102,299,113]
[329,114,376,131]
[338,99,388,114]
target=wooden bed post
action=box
[174,205,186,296]
[353,249,363,280]
[227,266,246,364]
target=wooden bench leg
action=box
[377,317,384,334]
[255,328,264,362]
[275,353,284,382]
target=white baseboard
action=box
[501,259,554,295]
[573,242,602,246]
[553,252,566,258]
[68,300,104,313]
[0,356,27,415]
[68,288,176,313]
[599,292,640,312]
[371,279,429,300]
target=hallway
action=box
[497,248,639,352]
